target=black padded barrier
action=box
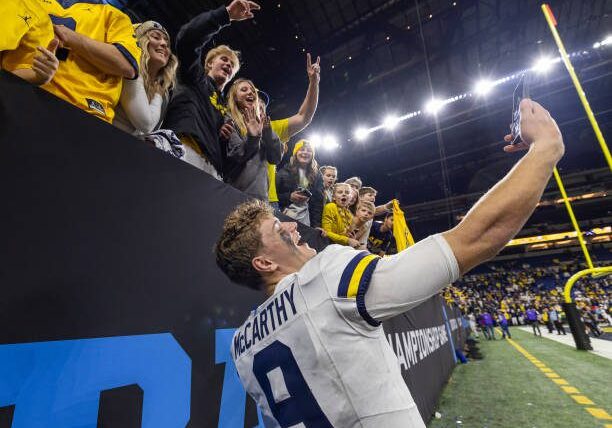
[0,71,464,426]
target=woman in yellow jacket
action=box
[322,183,360,248]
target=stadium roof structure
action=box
[123,0,611,242]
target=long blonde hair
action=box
[227,78,265,136]
[138,34,178,101]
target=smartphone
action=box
[510,73,530,144]
[296,187,312,198]
[223,115,236,128]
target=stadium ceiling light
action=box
[593,35,612,49]
[424,98,445,115]
[322,135,339,150]
[354,127,370,141]
[531,56,557,74]
[347,37,601,143]
[308,134,321,147]
[473,79,495,96]
[383,115,401,130]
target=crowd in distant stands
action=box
[444,257,612,338]
[1,0,405,255]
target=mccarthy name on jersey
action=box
[233,283,298,358]
[231,235,460,428]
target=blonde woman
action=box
[222,78,282,201]
[276,140,324,227]
[113,21,178,136]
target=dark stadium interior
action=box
[119,0,611,256]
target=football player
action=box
[215,99,564,427]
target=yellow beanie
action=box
[292,139,314,157]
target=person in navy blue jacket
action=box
[164,0,260,179]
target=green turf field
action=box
[428,328,612,428]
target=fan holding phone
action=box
[276,140,325,227]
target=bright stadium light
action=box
[308,134,322,147]
[382,115,401,130]
[593,35,612,49]
[322,135,339,150]
[531,56,556,74]
[473,79,495,96]
[354,127,370,141]
[425,98,445,115]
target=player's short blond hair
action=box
[215,200,272,290]
[204,45,241,76]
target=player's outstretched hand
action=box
[227,0,260,21]
[503,99,564,162]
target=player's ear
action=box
[252,255,277,274]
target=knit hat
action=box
[292,139,315,157]
[134,21,169,40]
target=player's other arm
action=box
[52,23,136,79]
[442,99,564,274]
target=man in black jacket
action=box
[164,0,260,179]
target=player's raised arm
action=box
[364,99,564,322]
[442,99,564,274]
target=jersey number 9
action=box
[253,340,333,428]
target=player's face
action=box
[258,216,316,265]
[322,169,336,188]
[333,185,351,208]
[295,145,313,165]
[361,192,375,203]
[147,30,170,68]
[356,206,374,222]
[208,54,236,88]
[384,216,394,229]
[235,81,257,109]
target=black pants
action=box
[553,320,566,335]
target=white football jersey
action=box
[232,234,459,428]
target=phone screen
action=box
[511,74,530,144]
